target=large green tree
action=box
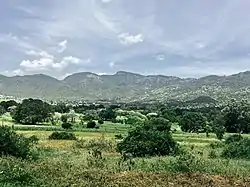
[179,112,207,133]
[222,99,250,134]
[12,98,53,125]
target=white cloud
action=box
[118,33,144,45]
[109,61,115,68]
[156,54,165,61]
[58,40,67,53]
[62,56,81,64]
[19,55,84,72]
[20,58,54,72]
[102,0,112,3]
[1,69,24,76]
[25,50,54,59]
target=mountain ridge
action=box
[0,71,250,102]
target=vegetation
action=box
[11,98,52,125]
[1,97,250,186]
[117,117,178,157]
[0,126,38,159]
[48,131,77,140]
[222,137,250,160]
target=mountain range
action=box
[1,71,250,102]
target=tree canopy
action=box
[12,98,53,125]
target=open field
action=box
[0,126,246,186]
[1,114,250,186]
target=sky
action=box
[1,0,250,78]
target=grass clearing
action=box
[0,125,249,186]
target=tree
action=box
[0,100,17,111]
[99,108,116,121]
[86,121,97,128]
[211,114,226,140]
[125,115,144,125]
[117,117,178,157]
[61,114,69,123]
[0,105,6,116]
[62,122,72,129]
[12,98,53,125]
[222,100,250,134]
[179,112,207,133]
[53,102,70,113]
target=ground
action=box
[1,116,250,186]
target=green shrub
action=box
[170,151,204,173]
[0,157,34,185]
[209,142,223,149]
[115,134,124,140]
[208,150,218,159]
[86,121,96,128]
[60,114,69,123]
[49,131,77,140]
[61,122,72,129]
[225,134,243,144]
[117,117,179,157]
[98,119,104,125]
[0,126,38,159]
[222,138,250,160]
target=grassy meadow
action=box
[1,113,250,186]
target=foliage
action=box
[222,138,250,160]
[0,100,17,111]
[117,117,178,157]
[179,112,207,133]
[125,115,144,125]
[60,114,69,123]
[225,134,243,144]
[170,151,204,173]
[61,122,72,129]
[49,131,77,140]
[0,105,6,116]
[115,134,124,139]
[53,102,70,113]
[0,126,38,159]
[86,121,97,128]
[11,98,53,125]
[211,114,226,140]
[99,108,116,121]
[160,109,178,123]
[222,100,250,133]
[98,119,104,125]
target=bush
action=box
[0,126,38,159]
[170,151,204,173]
[115,134,124,140]
[49,131,77,140]
[61,114,69,123]
[86,121,96,128]
[225,134,243,144]
[98,119,104,125]
[222,138,250,160]
[61,122,72,129]
[117,117,179,157]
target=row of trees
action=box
[1,98,250,137]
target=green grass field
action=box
[1,120,250,186]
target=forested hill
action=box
[1,71,250,102]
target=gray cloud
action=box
[0,0,250,77]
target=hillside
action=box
[1,71,250,102]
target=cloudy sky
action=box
[1,0,250,78]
